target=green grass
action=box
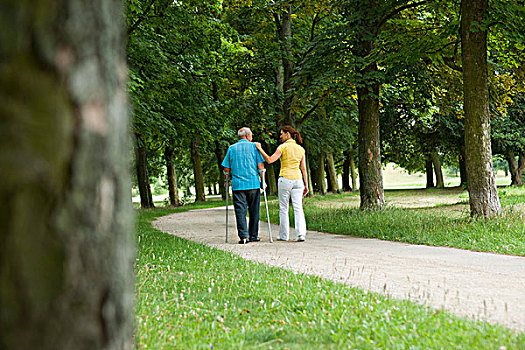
[135,207,525,349]
[263,187,525,256]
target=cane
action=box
[260,169,273,243]
[225,171,230,243]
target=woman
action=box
[255,126,308,242]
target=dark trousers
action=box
[232,189,260,240]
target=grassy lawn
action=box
[135,206,525,349]
[263,186,525,256]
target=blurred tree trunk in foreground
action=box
[0,0,134,349]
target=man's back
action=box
[222,139,264,190]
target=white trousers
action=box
[278,177,307,240]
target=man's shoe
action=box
[276,237,288,241]
[297,236,305,242]
[238,238,249,244]
[249,237,260,242]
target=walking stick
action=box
[225,171,230,243]
[261,169,273,243]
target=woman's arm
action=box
[254,142,282,164]
[300,155,309,196]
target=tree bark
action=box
[425,157,435,188]
[519,153,525,186]
[350,154,358,191]
[267,162,278,196]
[506,151,524,186]
[325,162,333,193]
[191,138,206,202]
[352,0,385,209]
[263,139,278,196]
[0,0,134,348]
[274,3,294,124]
[459,147,468,188]
[306,155,314,197]
[316,154,327,195]
[165,146,180,207]
[214,141,226,200]
[342,151,351,191]
[357,76,385,209]
[135,135,154,209]
[326,150,340,193]
[461,0,501,217]
[431,151,445,189]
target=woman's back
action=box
[277,139,305,180]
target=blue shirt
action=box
[222,139,265,191]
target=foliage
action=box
[125,0,525,203]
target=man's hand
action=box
[303,187,309,197]
[223,169,230,188]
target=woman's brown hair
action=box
[281,125,303,144]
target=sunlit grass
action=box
[135,207,525,349]
[263,187,525,256]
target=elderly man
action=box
[222,127,265,244]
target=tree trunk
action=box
[214,141,226,200]
[350,154,358,191]
[507,151,524,186]
[461,0,501,217]
[325,162,333,192]
[431,151,445,189]
[316,154,327,195]
[191,138,206,202]
[459,147,468,188]
[326,150,340,193]
[309,158,319,193]
[518,153,525,186]
[267,162,278,196]
[306,155,314,197]
[135,135,154,209]
[274,3,294,124]
[165,146,180,207]
[0,0,134,348]
[342,151,351,191]
[425,157,435,188]
[357,76,385,209]
[147,174,154,205]
[263,140,278,196]
[351,0,385,209]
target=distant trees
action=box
[125,0,524,217]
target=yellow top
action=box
[277,139,305,180]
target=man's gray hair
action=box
[238,127,252,138]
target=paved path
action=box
[153,206,525,332]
